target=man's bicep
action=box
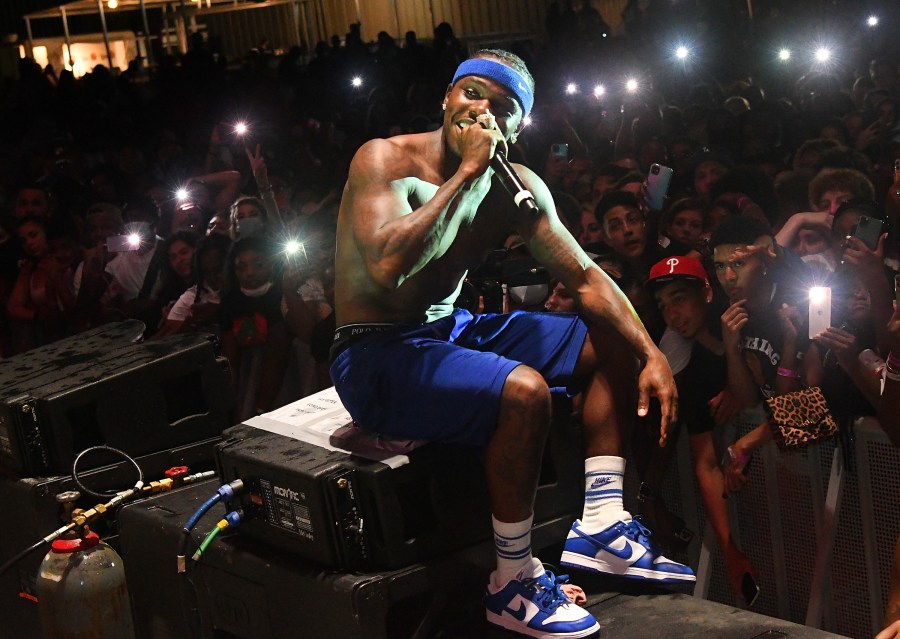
[349,178,412,246]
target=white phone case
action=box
[809,287,832,339]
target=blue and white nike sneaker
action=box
[559,517,696,583]
[484,569,600,638]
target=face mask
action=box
[241,281,273,298]
[236,217,265,238]
[801,252,836,273]
[508,283,548,306]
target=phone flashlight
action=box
[867,15,879,27]
[809,286,828,305]
[351,76,363,88]
[625,79,639,93]
[675,46,689,60]
[175,187,189,201]
[284,239,308,263]
[565,82,578,95]
[593,85,605,98]
[814,47,831,63]
[234,121,249,136]
[778,48,791,62]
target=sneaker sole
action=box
[486,611,600,639]
[559,550,697,583]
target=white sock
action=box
[491,514,541,587]
[581,456,631,532]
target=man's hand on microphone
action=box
[459,110,506,185]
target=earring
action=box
[441,103,446,111]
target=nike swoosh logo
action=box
[505,602,527,621]
[600,537,646,564]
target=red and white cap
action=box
[646,256,710,291]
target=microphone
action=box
[491,151,540,217]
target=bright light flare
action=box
[565,82,578,95]
[175,187,189,201]
[522,115,533,127]
[107,0,118,8]
[593,84,605,98]
[809,287,829,305]
[234,121,248,136]
[778,48,791,61]
[351,76,363,88]
[814,47,831,63]
[867,15,879,27]
[625,79,639,93]
[675,46,689,60]
[127,233,140,247]
[284,240,303,255]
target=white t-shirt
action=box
[104,238,162,301]
[659,326,693,376]
[167,284,221,321]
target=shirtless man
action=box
[330,50,694,639]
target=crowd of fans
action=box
[2,2,900,633]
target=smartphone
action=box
[106,234,141,252]
[646,163,673,211]
[551,143,568,158]
[742,572,760,608]
[809,287,832,339]
[853,215,883,250]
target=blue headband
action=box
[452,58,534,117]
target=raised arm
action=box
[347,129,502,289]
[189,170,242,214]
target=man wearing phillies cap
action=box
[645,255,759,605]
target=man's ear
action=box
[705,284,714,304]
[510,120,526,145]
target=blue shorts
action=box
[329,309,589,447]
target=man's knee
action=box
[499,365,551,428]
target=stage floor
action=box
[438,585,849,638]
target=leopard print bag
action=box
[765,386,838,450]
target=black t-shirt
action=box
[740,297,810,399]
[219,285,284,347]
[677,340,728,435]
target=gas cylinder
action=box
[36,531,136,639]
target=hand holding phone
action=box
[853,215,884,251]
[106,234,142,252]
[645,163,673,211]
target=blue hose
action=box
[183,493,221,533]
[182,480,244,533]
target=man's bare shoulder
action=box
[351,131,436,176]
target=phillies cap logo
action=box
[666,257,680,274]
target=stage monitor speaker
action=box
[0,330,232,476]
[216,390,583,571]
